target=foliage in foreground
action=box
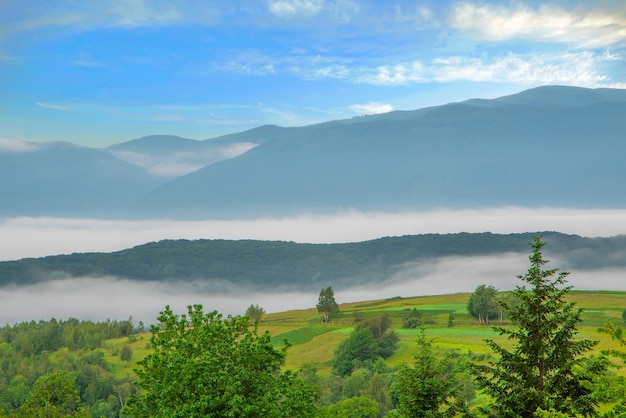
[123,305,317,418]
[332,313,399,377]
[474,236,601,417]
[16,370,90,418]
[394,329,462,418]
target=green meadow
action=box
[101,290,626,378]
[268,290,626,374]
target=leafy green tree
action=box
[123,304,317,418]
[402,308,422,329]
[598,322,626,416]
[473,236,600,417]
[366,372,392,417]
[317,396,379,418]
[18,370,90,418]
[120,344,133,364]
[245,303,266,323]
[317,286,339,323]
[3,375,30,410]
[332,329,380,377]
[342,368,371,399]
[355,313,400,358]
[90,400,116,418]
[393,329,459,418]
[467,284,499,325]
[622,309,626,323]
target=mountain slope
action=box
[2,86,625,220]
[105,127,290,177]
[136,86,626,219]
[0,142,165,218]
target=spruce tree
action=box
[394,329,459,417]
[473,236,599,417]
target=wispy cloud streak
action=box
[448,2,626,48]
[36,102,69,111]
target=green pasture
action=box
[264,290,626,375]
[99,290,626,378]
[102,333,152,379]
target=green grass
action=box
[263,291,626,374]
[98,290,626,378]
[271,324,339,345]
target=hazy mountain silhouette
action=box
[105,126,296,177]
[135,86,626,218]
[2,86,625,219]
[0,142,165,218]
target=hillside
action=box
[96,290,626,375]
[259,290,626,373]
[2,86,626,219]
[135,86,626,218]
[3,231,626,289]
[0,142,165,218]
[2,287,625,416]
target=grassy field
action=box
[102,290,626,377]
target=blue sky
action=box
[1,0,625,147]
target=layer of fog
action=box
[1,253,624,325]
[3,207,626,262]
[107,142,257,177]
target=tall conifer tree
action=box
[474,236,599,417]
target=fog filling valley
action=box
[2,208,626,325]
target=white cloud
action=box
[36,102,69,111]
[3,207,626,262]
[0,256,537,324]
[430,52,609,86]
[4,208,626,324]
[349,102,393,115]
[109,142,258,177]
[448,2,626,48]
[358,51,618,88]
[269,0,324,18]
[0,137,40,152]
[366,62,426,85]
[2,252,625,325]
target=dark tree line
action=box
[7,231,626,289]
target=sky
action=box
[2,0,626,147]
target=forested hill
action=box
[2,232,626,290]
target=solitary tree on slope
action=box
[317,286,339,323]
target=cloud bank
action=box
[3,207,626,262]
[0,138,40,152]
[448,2,626,48]
[349,102,394,115]
[1,251,623,325]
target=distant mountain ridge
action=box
[2,232,626,290]
[1,85,625,219]
[136,86,626,218]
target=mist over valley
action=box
[2,86,626,325]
